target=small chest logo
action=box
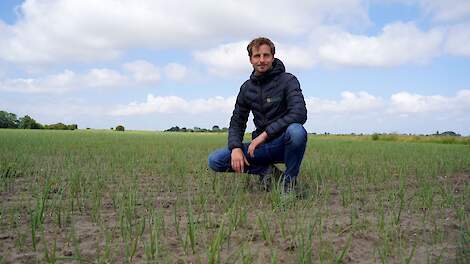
[266,97,281,103]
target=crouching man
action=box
[208,37,308,193]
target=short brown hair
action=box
[247,37,275,58]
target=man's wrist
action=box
[232,147,242,153]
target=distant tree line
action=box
[0,110,77,130]
[370,131,461,140]
[165,125,228,133]
[432,130,461,137]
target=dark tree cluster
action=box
[44,123,78,130]
[0,110,77,130]
[0,111,19,128]
[164,125,228,133]
[433,131,461,137]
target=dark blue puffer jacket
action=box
[228,58,307,150]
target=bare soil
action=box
[1,173,468,263]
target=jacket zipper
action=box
[259,84,266,129]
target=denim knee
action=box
[285,123,307,146]
[208,149,229,172]
[208,153,219,172]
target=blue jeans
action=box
[208,123,307,184]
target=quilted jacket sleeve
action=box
[228,86,250,150]
[265,75,307,137]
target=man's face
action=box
[249,44,274,76]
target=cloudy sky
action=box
[1,0,469,135]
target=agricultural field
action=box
[0,129,469,263]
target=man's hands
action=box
[247,132,268,158]
[231,131,268,173]
[231,148,249,173]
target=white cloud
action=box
[3,0,469,72]
[276,43,317,70]
[307,89,470,134]
[110,94,236,116]
[164,63,187,81]
[0,59,180,93]
[193,41,251,76]
[305,89,470,117]
[0,67,129,93]
[123,60,160,83]
[389,92,447,113]
[456,89,470,103]
[84,68,128,88]
[0,96,112,129]
[0,0,369,66]
[317,22,444,67]
[421,0,470,22]
[388,90,470,113]
[444,23,470,57]
[0,69,77,93]
[306,91,384,113]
